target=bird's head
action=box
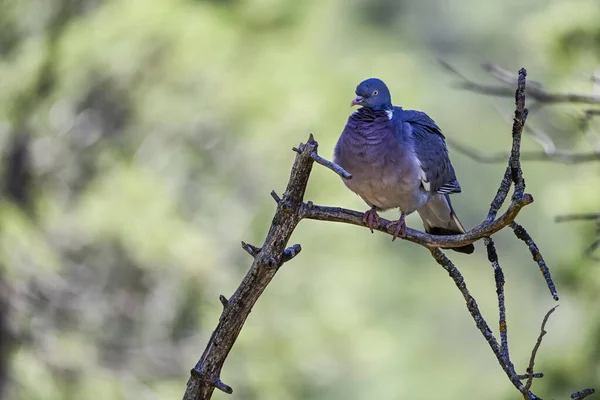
[351,78,392,110]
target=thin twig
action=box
[525,306,559,392]
[482,63,546,91]
[240,241,260,257]
[484,68,529,221]
[311,152,352,180]
[444,67,600,164]
[293,134,352,180]
[510,222,559,301]
[510,68,528,200]
[572,389,596,399]
[486,167,512,222]
[218,295,229,308]
[270,190,281,203]
[281,244,302,263]
[516,373,544,380]
[447,138,600,164]
[440,61,600,107]
[555,213,600,223]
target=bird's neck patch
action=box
[352,107,392,122]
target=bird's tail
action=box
[417,194,474,254]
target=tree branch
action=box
[301,194,532,250]
[442,62,600,164]
[183,135,319,399]
[182,68,593,400]
[443,62,600,262]
[446,137,600,164]
[440,61,600,107]
[525,306,559,392]
[484,237,512,370]
[572,389,596,400]
[510,222,559,300]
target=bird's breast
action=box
[334,124,425,212]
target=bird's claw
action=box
[362,207,381,233]
[385,214,406,241]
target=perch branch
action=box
[301,193,532,250]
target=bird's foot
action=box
[362,207,381,233]
[385,213,406,241]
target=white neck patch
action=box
[386,109,394,120]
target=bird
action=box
[333,78,474,254]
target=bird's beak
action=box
[351,96,364,107]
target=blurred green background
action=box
[1,0,599,399]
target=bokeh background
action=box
[1,0,600,399]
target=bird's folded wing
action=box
[399,109,461,194]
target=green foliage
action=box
[1,0,599,399]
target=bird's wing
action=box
[397,109,461,194]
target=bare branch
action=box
[485,67,528,222]
[270,190,281,204]
[516,373,544,380]
[572,389,596,400]
[484,237,511,369]
[293,134,352,180]
[240,241,260,257]
[525,306,559,391]
[482,63,546,91]
[510,222,559,300]
[441,61,600,107]
[302,193,532,250]
[555,213,600,222]
[218,295,229,308]
[448,137,600,164]
[281,244,302,263]
[510,68,528,200]
[443,62,600,165]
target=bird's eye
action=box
[372,90,379,96]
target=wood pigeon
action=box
[333,78,474,254]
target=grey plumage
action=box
[334,78,474,254]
